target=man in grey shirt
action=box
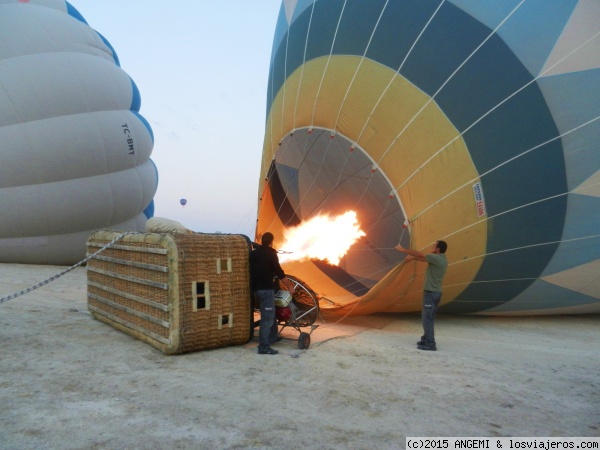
[396,241,448,351]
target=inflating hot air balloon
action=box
[0,0,158,265]
[257,0,600,315]
[180,199,187,207]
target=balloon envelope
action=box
[0,0,157,264]
[180,199,187,206]
[257,0,600,315]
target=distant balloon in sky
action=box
[180,199,187,207]
[0,0,158,265]
[257,0,600,315]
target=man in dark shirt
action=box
[250,232,294,355]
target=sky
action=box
[71,0,282,238]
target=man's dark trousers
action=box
[421,290,442,347]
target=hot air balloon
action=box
[257,0,600,315]
[0,0,158,265]
[180,199,187,207]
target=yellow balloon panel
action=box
[255,182,287,246]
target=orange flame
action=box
[279,211,365,265]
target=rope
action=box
[330,0,391,132]
[0,231,136,305]
[292,1,316,129]
[309,0,348,126]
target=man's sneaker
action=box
[258,347,279,355]
[417,340,425,345]
[417,344,437,351]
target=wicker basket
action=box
[86,231,253,354]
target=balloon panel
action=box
[1,111,153,188]
[0,161,157,238]
[0,214,147,265]
[0,4,110,62]
[0,0,157,264]
[257,0,600,315]
[0,54,134,126]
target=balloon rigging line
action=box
[291,0,316,129]
[455,233,600,269]
[330,0,391,131]
[325,230,600,311]
[410,114,600,225]
[362,196,395,236]
[353,0,445,146]
[421,159,600,252]
[348,200,600,262]
[266,37,355,233]
[440,236,600,300]
[263,128,331,231]
[325,0,446,210]
[285,129,399,227]
[334,211,600,302]
[347,217,600,303]
[272,0,527,227]
[277,0,296,142]
[391,25,600,197]
[479,117,600,181]
[282,128,393,223]
[259,121,317,230]
[303,156,372,219]
[262,129,403,286]
[363,12,600,241]
[332,260,406,298]
[376,0,527,167]
[302,1,401,218]
[312,0,525,220]
[267,125,366,232]
[266,61,275,154]
[282,130,332,223]
[233,204,259,240]
[309,0,348,126]
[452,189,599,247]
[286,131,343,225]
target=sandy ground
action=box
[0,263,599,449]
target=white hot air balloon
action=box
[0,0,158,264]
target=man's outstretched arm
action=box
[395,245,426,262]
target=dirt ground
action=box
[1,263,599,449]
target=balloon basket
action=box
[86,230,254,355]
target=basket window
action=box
[216,258,232,274]
[193,281,210,311]
[218,313,233,329]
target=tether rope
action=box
[0,231,136,305]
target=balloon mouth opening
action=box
[261,127,410,291]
